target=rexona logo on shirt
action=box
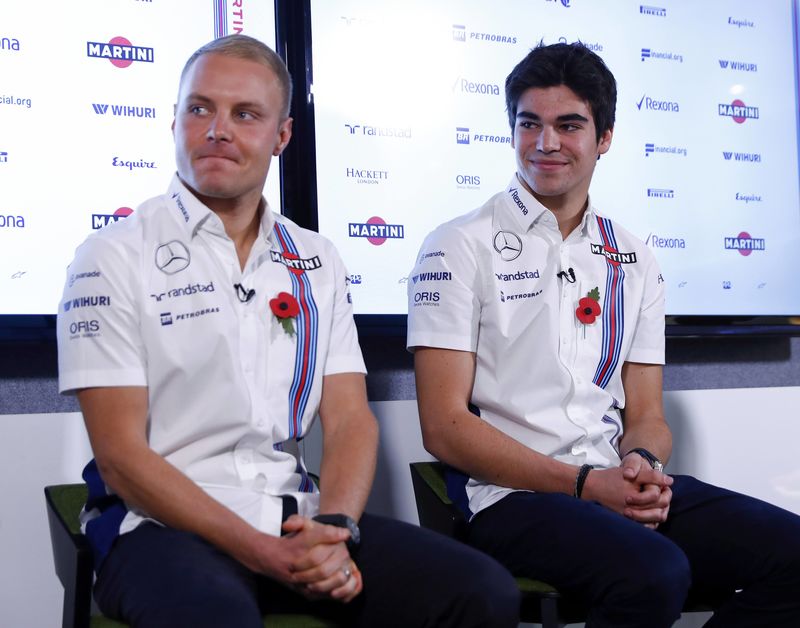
[348,217,404,246]
[590,244,638,264]
[87,37,154,68]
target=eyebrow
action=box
[184,93,266,111]
[516,111,590,124]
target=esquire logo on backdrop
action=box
[349,217,405,246]
[92,207,133,230]
[87,37,154,68]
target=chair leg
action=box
[540,597,564,628]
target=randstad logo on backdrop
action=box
[344,123,411,139]
[452,24,517,44]
[87,37,154,68]
[718,100,759,123]
[92,103,156,119]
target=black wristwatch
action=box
[312,513,361,554]
[627,447,664,472]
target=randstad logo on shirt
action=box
[495,270,540,281]
[349,217,404,246]
[590,244,638,264]
[150,281,215,303]
[63,296,111,312]
[412,272,451,284]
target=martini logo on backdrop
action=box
[348,217,404,245]
[87,37,154,68]
[1,36,20,52]
[92,103,156,118]
[92,207,133,230]
[725,232,764,256]
[451,24,517,44]
[718,100,759,123]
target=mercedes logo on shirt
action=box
[155,241,191,275]
[493,230,523,261]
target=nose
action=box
[206,114,232,142]
[536,126,560,153]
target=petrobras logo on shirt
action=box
[63,295,111,312]
[411,271,451,285]
[413,291,440,307]
[499,288,543,303]
[92,207,133,230]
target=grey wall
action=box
[2,334,799,415]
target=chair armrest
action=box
[409,462,468,541]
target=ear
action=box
[597,127,613,156]
[273,117,293,156]
[171,104,177,136]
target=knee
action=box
[453,556,521,628]
[616,539,691,614]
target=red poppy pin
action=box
[576,287,601,326]
[269,292,300,337]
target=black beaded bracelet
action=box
[574,464,594,499]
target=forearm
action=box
[618,420,672,464]
[317,407,378,519]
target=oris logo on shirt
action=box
[413,291,440,307]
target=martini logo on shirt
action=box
[590,244,638,265]
[270,250,323,274]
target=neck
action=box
[516,174,588,240]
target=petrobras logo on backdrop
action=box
[728,16,755,29]
[0,213,25,229]
[344,123,411,139]
[725,231,764,256]
[646,233,686,249]
[645,143,687,157]
[346,167,388,185]
[456,174,480,190]
[647,188,674,199]
[735,192,762,204]
[92,207,133,229]
[639,5,666,17]
[87,37,154,68]
[348,217,405,246]
[1,36,20,52]
[456,127,470,144]
[718,59,757,72]
[722,151,761,163]
[718,100,759,123]
[452,23,517,44]
[636,94,679,113]
[92,103,156,118]
[458,126,511,145]
[641,48,683,63]
[452,76,501,96]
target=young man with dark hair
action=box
[58,34,519,628]
[408,41,800,627]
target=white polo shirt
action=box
[407,175,665,517]
[58,175,365,557]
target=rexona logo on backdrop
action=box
[718,100,758,123]
[718,59,757,72]
[452,76,500,96]
[92,103,156,118]
[646,233,685,249]
[92,207,133,230]
[452,24,517,44]
[636,94,679,113]
[87,37,154,68]
[1,36,20,51]
[348,217,404,246]
[0,213,25,229]
[725,232,764,256]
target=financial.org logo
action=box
[349,217,405,246]
[1,36,20,51]
[641,48,683,63]
[645,143,687,157]
[452,76,500,96]
[718,59,757,72]
[636,94,679,113]
[725,231,764,256]
[647,188,674,199]
[451,23,517,44]
[92,103,156,118]
[640,5,666,16]
[92,207,133,230]
[346,167,388,185]
[722,151,761,163]
[87,37,154,68]
[718,99,759,123]
[344,123,411,139]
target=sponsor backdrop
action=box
[0,0,277,315]
[311,0,800,316]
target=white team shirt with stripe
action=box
[407,175,665,517]
[58,175,366,538]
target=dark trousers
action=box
[468,475,800,628]
[94,513,520,628]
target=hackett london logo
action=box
[87,37,154,68]
[590,244,638,265]
[718,100,759,123]
[92,206,133,230]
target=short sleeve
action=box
[57,233,147,393]
[627,252,665,365]
[322,244,367,376]
[406,224,482,352]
